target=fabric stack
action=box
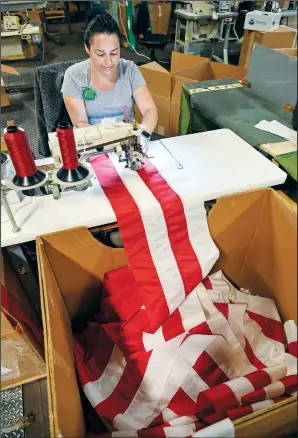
[73,154,297,438]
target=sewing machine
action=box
[48,121,144,165]
[1,121,148,233]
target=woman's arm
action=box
[133,85,158,135]
[63,95,90,128]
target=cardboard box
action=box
[137,53,246,136]
[1,64,19,108]
[36,188,297,438]
[139,61,172,98]
[1,254,46,390]
[135,93,171,136]
[239,25,297,68]
[244,11,281,32]
[274,48,298,58]
[149,1,171,34]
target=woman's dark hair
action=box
[84,11,121,48]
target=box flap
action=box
[170,52,208,74]
[139,62,171,98]
[171,63,208,105]
[208,62,247,80]
[38,227,128,322]
[208,189,297,323]
[140,61,168,73]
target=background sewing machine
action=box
[174,0,239,62]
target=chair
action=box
[132,2,169,63]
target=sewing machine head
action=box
[48,120,148,171]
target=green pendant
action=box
[83,87,97,101]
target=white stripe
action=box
[168,415,197,426]
[263,365,288,382]
[208,271,230,303]
[153,170,219,279]
[181,368,209,402]
[252,399,274,411]
[113,333,185,431]
[179,285,206,332]
[143,327,165,352]
[110,154,185,313]
[264,381,286,399]
[192,418,235,437]
[207,288,226,303]
[84,345,126,408]
[164,423,196,437]
[215,271,281,321]
[206,336,255,379]
[244,315,294,372]
[284,320,297,345]
[225,377,255,404]
[112,431,138,437]
[146,335,218,426]
[227,304,247,349]
[197,287,253,369]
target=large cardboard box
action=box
[239,25,297,68]
[37,189,297,438]
[1,255,46,390]
[136,53,246,137]
[169,57,246,137]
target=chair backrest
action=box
[132,2,150,37]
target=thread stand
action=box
[1,184,21,233]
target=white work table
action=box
[1,129,286,248]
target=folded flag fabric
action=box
[74,154,297,438]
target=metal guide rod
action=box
[159,139,184,170]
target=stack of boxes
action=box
[135,52,247,137]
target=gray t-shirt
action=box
[61,58,145,124]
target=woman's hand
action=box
[133,85,158,135]
[63,95,90,128]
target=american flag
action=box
[73,154,297,437]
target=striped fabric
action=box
[74,154,297,438]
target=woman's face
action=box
[86,33,120,78]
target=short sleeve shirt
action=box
[61,58,145,124]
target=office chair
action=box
[132,1,169,63]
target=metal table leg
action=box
[223,21,231,64]
[184,19,192,54]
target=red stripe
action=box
[138,160,203,295]
[280,375,298,395]
[74,322,116,386]
[167,387,197,417]
[193,351,229,387]
[91,155,169,332]
[95,350,152,423]
[214,303,229,321]
[202,277,213,290]
[244,369,272,390]
[288,341,297,358]
[148,413,164,428]
[103,267,143,321]
[189,322,212,336]
[244,338,266,369]
[162,308,185,341]
[241,388,266,405]
[138,425,167,437]
[227,405,254,421]
[197,384,238,416]
[247,311,285,345]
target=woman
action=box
[61,11,158,138]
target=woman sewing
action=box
[61,11,158,140]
